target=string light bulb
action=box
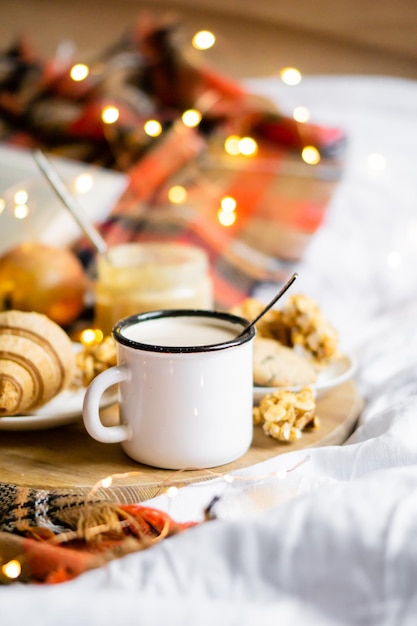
[100,476,113,489]
[217,207,237,227]
[181,109,202,128]
[144,119,163,137]
[70,63,89,82]
[74,173,93,194]
[14,189,28,205]
[1,559,21,580]
[102,105,120,124]
[301,145,321,165]
[220,196,237,212]
[224,135,258,157]
[224,135,241,156]
[166,486,179,498]
[280,67,302,86]
[14,204,29,219]
[293,106,310,123]
[192,30,216,50]
[80,328,104,346]
[168,185,187,204]
[238,136,258,156]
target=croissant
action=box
[0,310,75,416]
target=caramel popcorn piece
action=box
[231,293,338,362]
[75,335,117,387]
[280,294,338,362]
[254,387,319,443]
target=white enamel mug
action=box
[83,309,256,469]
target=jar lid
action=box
[97,242,209,290]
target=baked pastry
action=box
[0,310,75,416]
[232,294,338,362]
[253,336,317,387]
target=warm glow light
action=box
[293,106,310,123]
[181,109,202,128]
[224,135,241,156]
[70,63,90,82]
[386,250,402,268]
[220,196,236,212]
[2,560,21,579]
[367,153,387,171]
[168,185,187,204]
[14,189,28,205]
[166,486,179,498]
[192,30,216,50]
[238,136,258,156]
[102,106,120,124]
[14,204,29,219]
[101,476,113,488]
[280,67,302,86]
[301,145,321,165]
[81,328,96,345]
[0,199,5,214]
[144,119,162,137]
[217,208,237,226]
[74,173,93,194]
[81,328,103,346]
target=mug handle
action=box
[83,364,131,444]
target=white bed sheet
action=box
[2,75,417,626]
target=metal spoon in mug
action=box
[237,272,298,338]
[33,148,109,255]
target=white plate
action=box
[0,387,117,431]
[253,352,357,404]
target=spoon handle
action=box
[242,272,298,335]
[33,149,108,255]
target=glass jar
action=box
[94,242,213,334]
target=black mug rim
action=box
[112,309,255,353]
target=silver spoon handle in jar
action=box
[33,149,108,255]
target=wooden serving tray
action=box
[0,381,362,503]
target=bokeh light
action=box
[74,173,93,194]
[1,560,21,580]
[224,135,241,156]
[280,67,302,86]
[14,204,29,219]
[220,196,237,212]
[192,30,216,50]
[70,63,89,82]
[293,106,310,123]
[168,185,187,204]
[181,109,202,128]
[301,145,321,165]
[144,119,163,137]
[101,106,120,124]
[238,136,258,156]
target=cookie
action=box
[253,336,317,387]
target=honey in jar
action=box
[94,242,213,334]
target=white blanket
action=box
[2,75,417,626]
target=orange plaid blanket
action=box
[0,12,345,308]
